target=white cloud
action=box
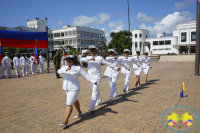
[136,13,156,23]
[174,0,195,10]
[58,21,63,25]
[73,13,111,26]
[109,20,124,32]
[101,28,111,44]
[140,11,194,37]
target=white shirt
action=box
[58,65,96,91]
[104,57,130,77]
[132,56,149,69]
[13,57,20,66]
[81,55,118,81]
[39,56,45,65]
[3,56,12,67]
[20,56,26,65]
[118,56,138,74]
[142,57,152,68]
[25,57,30,65]
[30,56,36,65]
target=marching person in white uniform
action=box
[30,53,37,75]
[132,50,150,87]
[58,55,97,127]
[81,45,120,111]
[104,49,130,100]
[13,53,20,75]
[3,52,12,78]
[143,52,152,83]
[61,54,66,66]
[24,53,29,75]
[78,53,82,66]
[119,49,140,93]
[39,52,46,73]
[20,53,26,76]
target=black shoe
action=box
[123,89,126,93]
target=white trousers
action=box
[26,64,29,74]
[15,65,20,74]
[79,61,82,67]
[89,80,102,109]
[34,64,37,73]
[123,73,131,91]
[31,64,36,74]
[21,65,26,75]
[6,66,11,77]
[1,66,5,77]
[66,89,80,105]
[0,65,2,78]
[40,64,44,73]
[108,76,118,98]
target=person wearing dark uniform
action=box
[53,52,61,79]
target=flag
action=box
[0,39,2,65]
[0,30,48,48]
[63,49,67,56]
[34,40,39,65]
[182,82,186,91]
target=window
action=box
[140,34,142,38]
[165,48,171,50]
[181,32,186,42]
[153,41,158,45]
[61,32,64,37]
[135,42,137,50]
[146,34,147,38]
[135,34,137,38]
[191,32,196,41]
[165,40,171,45]
[140,42,142,51]
[159,41,164,45]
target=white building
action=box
[48,25,105,52]
[132,20,196,55]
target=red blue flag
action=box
[34,40,39,65]
[0,30,48,48]
[63,49,67,56]
[0,39,2,65]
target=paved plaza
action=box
[0,61,200,133]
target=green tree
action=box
[109,30,132,53]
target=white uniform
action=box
[25,57,30,74]
[3,56,12,78]
[81,55,118,110]
[20,56,26,76]
[78,54,82,66]
[61,55,66,66]
[132,56,149,76]
[13,57,20,75]
[142,57,152,75]
[104,57,130,98]
[30,56,37,74]
[0,62,3,78]
[0,60,5,77]
[119,56,138,91]
[58,65,96,105]
[39,56,45,73]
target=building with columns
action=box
[48,25,105,52]
[131,20,196,55]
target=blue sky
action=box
[0,0,197,42]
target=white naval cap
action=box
[89,45,98,50]
[65,55,75,60]
[124,49,130,53]
[108,49,116,54]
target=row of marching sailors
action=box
[0,52,45,78]
[57,45,152,128]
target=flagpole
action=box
[46,25,49,71]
